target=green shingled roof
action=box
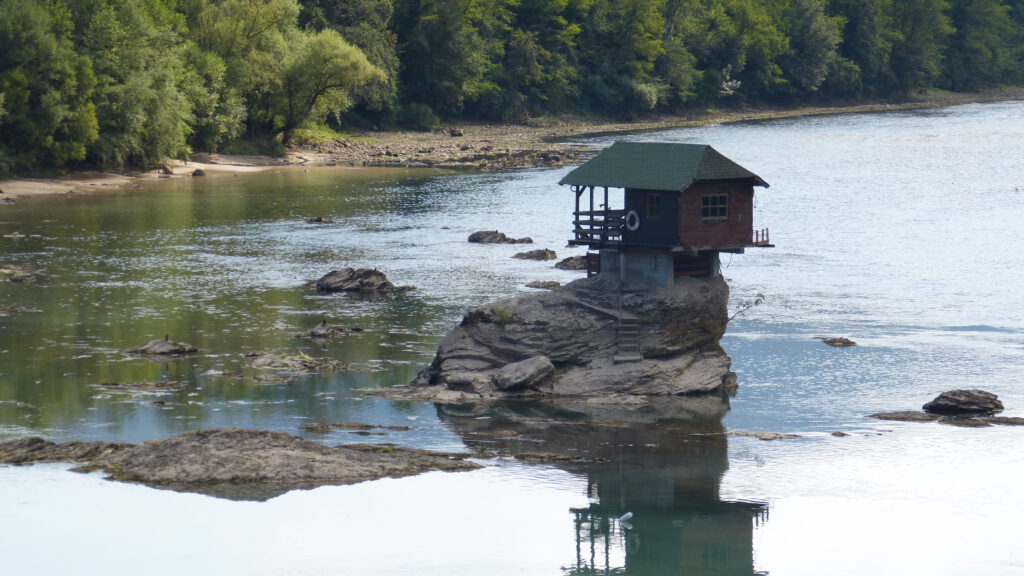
[559,142,768,190]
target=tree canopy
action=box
[2,0,1023,173]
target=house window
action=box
[645,193,662,219]
[701,194,728,219]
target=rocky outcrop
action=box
[315,268,415,293]
[555,255,588,270]
[512,248,557,260]
[468,230,533,244]
[402,275,734,401]
[923,389,1004,415]
[817,336,856,347]
[1,429,480,500]
[868,411,941,422]
[128,337,197,356]
[0,437,132,463]
[868,389,1020,427]
[247,351,348,373]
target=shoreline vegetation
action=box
[2,87,1022,201]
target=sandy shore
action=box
[3,88,1022,202]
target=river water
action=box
[2,101,1023,575]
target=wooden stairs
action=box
[575,299,644,363]
[614,316,643,364]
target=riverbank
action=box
[2,87,1022,201]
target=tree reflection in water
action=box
[438,395,768,575]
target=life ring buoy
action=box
[625,210,641,232]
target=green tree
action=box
[943,0,1017,89]
[659,0,704,108]
[486,0,585,119]
[181,44,246,152]
[0,0,98,170]
[297,0,400,123]
[677,0,746,104]
[723,0,789,99]
[779,0,845,93]
[889,0,954,94]
[577,0,668,113]
[71,0,197,167]
[393,0,508,118]
[827,0,897,96]
[183,0,305,141]
[253,29,383,145]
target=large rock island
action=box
[403,274,736,403]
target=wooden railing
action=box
[573,209,625,244]
[753,227,772,246]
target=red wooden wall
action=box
[677,181,754,249]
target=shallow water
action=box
[2,101,1024,574]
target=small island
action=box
[398,142,772,407]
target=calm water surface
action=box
[2,101,1024,575]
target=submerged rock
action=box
[986,416,1024,426]
[512,248,557,260]
[923,389,1004,415]
[97,380,186,391]
[247,351,347,373]
[467,230,532,244]
[728,430,800,441]
[1,429,480,500]
[0,264,43,283]
[525,280,561,290]
[128,337,198,356]
[402,275,734,401]
[0,437,131,464]
[315,267,415,293]
[817,336,857,347]
[868,411,941,422]
[295,320,348,339]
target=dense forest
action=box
[2,0,1023,173]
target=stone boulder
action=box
[468,230,532,244]
[491,356,555,391]
[526,280,561,290]
[513,248,557,260]
[404,275,734,401]
[923,389,1004,415]
[555,255,588,270]
[315,268,414,293]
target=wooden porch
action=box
[572,209,625,246]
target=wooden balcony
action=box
[571,209,625,247]
[752,228,774,247]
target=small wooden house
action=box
[559,142,771,286]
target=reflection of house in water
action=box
[438,399,767,576]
